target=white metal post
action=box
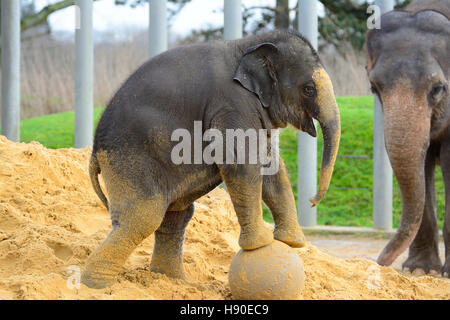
[149,0,168,58]
[224,0,242,40]
[373,0,394,230]
[298,0,318,227]
[1,0,21,142]
[74,0,94,148]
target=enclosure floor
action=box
[309,235,446,273]
[1,136,449,300]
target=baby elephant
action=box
[82,29,341,288]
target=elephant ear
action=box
[234,42,279,108]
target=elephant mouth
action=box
[299,110,317,137]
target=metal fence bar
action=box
[74,0,94,148]
[1,0,21,142]
[297,0,318,227]
[224,0,242,40]
[149,0,168,58]
[373,0,393,230]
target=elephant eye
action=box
[430,84,444,97]
[303,85,316,98]
[370,86,378,95]
[370,83,381,96]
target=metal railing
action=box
[0,0,396,230]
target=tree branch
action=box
[20,0,100,33]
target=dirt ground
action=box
[0,136,449,300]
[309,235,446,274]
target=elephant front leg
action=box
[441,138,450,278]
[150,205,194,279]
[442,209,450,278]
[220,164,273,250]
[402,147,442,275]
[263,158,306,248]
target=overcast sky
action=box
[34,0,325,37]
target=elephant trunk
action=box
[377,87,431,266]
[309,68,341,206]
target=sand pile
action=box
[0,136,449,300]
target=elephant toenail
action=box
[412,269,425,276]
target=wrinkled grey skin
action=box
[81,30,341,288]
[366,0,450,277]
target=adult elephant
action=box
[366,0,450,276]
[81,29,341,288]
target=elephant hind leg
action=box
[150,204,195,279]
[82,196,167,289]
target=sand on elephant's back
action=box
[0,135,449,300]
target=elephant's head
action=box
[234,30,341,206]
[367,10,450,266]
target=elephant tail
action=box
[89,153,108,210]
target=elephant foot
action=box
[81,267,118,289]
[150,256,187,280]
[442,260,450,278]
[81,254,124,289]
[239,223,274,251]
[402,248,442,276]
[274,224,306,248]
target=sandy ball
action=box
[229,240,305,300]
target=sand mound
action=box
[0,136,449,300]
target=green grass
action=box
[13,97,445,228]
[20,108,105,149]
[264,96,445,229]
